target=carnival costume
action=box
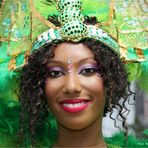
[0,0,148,147]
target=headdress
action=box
[32,0,120,55]
[0,0,148,146]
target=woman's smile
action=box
[59,98,93,113]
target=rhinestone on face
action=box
[67,59,72,73]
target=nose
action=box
[62,72,82,94]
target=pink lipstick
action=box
[60,99,91,113]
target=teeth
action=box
[63,102,85,108]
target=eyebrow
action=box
[48,57,95,65]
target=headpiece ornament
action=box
[33,0,120,55]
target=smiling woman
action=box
[1,0,148,147]
[45,43,105,147]
[19,37,129,147]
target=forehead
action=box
[52,42,95,62]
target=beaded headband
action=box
[32,0,120,56]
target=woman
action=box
[0,0,147,147]
[17,0,135,147]
[19,37,130,147]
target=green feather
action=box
[143,129,148,136]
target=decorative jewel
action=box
[67,59,73,73]
[57,0,87,42]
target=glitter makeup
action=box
[47,66,65,77]
[78,63,101,76]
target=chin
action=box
[58,122,91,131]
[57,116,100,131]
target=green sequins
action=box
[32,0,120,55]
[57,0,87,42]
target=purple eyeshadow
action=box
[78,63,100,73]
[47,67,65,73]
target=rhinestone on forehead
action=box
[67,59,72,73]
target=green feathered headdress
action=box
[0,0,148,146]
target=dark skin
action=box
[45,43,107,147]
[54,119,105,147]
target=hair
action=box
[19,16,134,146]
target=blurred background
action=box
[103,80,148,138]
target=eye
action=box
[48,70,65,78]
[80,67,97,76]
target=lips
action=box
[59,99,92,113]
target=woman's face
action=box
[45,42,105,130]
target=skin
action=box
[45,42,107,147]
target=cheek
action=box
[81,76,105,110]
[45,79,61,113]
[45,78,64,102]
[81,76,104,97]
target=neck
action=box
[53,119,107,147]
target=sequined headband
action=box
[32,0,120,56]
